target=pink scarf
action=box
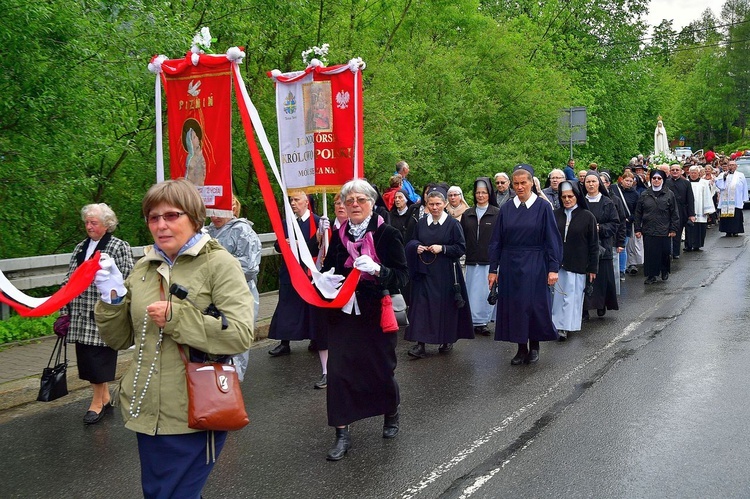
[338,215,384,281]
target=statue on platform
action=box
[654,116,669,156]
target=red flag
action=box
[162,54,233,217]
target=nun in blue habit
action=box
[488,164,563,365]
[551,181,599,340]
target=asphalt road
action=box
[1,225,748,498]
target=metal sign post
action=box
[558,107,587,158]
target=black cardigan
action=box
[554,206,600,275]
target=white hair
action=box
[81,203,118,233]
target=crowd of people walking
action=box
[67,149,747,496]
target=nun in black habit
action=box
[488,165,563,365]
[582,171,620,317]
[404,186,474,359]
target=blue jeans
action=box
[619,236,629,272]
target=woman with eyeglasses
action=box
[446,185,470,220]
[551,182,598,340]
[95,179,254,497]
[58,203,134,425]
[634,169,679,284]
[404,186,474,359]
[320,179,408,461]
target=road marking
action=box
[400,321,642,499]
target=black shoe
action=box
[558,330,567,341]
[83,409,106,425]
[582,310,590,322]
[438,343,453,353]
[672,255,680,260]
[644,276,657,284]
[473,325,491,336]
[511,351,526,365]
[314,374,327,389]
[383,409,400,439]
[620,272,626,281]
[597,308,606,317]
[627,266,639,275]
[407,343,426,359]
[525,349,539,364]
[268,343,291,357]
[326,427,351,461]
[684,247,692,252]
[661,272,669,281]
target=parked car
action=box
[734,157,750,208]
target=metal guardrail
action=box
[0,232,279,319]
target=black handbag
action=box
[37,336,68,402]
[390,293,409,327]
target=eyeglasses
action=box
[344,196,370,206]
[147,211,186,224]
[496,181,508,185]
[560,194,576,200]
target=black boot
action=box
[511,343,528,365]
[383,408,400,439]
[326,426,351,461]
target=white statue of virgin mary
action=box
[654,116,669,156]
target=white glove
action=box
[312,268,345,299]
[354,254,380,275]
[94,253,127,303]
[318,216,331,235]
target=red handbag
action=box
[179,347,249,431]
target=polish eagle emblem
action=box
[187,80,201,97]
[336,90,350,109]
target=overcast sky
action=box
[647,0,719,30]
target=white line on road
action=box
[400,320,643,499]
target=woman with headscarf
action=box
[446,185,471,220]
[551,181,598,340]
[634,169,679,284]
[388,189,419,243]
[582,171,620,318]
[459,177,499,336]
[488,164,563,365]
[404,186,474,358]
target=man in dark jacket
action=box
[665,164,696,259]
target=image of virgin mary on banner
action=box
[160,54,233,217]
[270,61,364,192]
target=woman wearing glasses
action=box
[58,203,133,425]
[320,179,408,461]
[634,169,679,284]
[551,182,599,340]
[95,179,254,498]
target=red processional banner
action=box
[269,64,364,192]
[161,54,233,217]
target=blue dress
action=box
[488,198,563,343]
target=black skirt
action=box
[75,342,117,383]
[643,235,671,278]
[326,301,400,427]
[584,257,619,311]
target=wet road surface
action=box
[1,227,748,498]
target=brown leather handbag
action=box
[179,347,249,431]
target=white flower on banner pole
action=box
[190,26,217,64]
[302,43,330,66]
